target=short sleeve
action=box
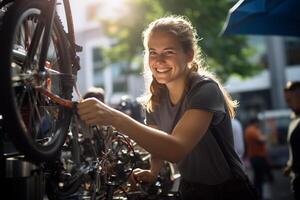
[187,81,226,125]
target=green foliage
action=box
[100,0,164,73]
[100,0,262,81]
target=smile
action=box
[156,68,171,73]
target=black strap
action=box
[212,126,259,200]
[211,126,248,180]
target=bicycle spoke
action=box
[27,88,41,136]
[16,87,27,108]
[23,19,30,49]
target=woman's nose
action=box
[156,53,165,63]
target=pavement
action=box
[245,165,294,200]
[264,169,293,200]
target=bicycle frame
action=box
[19,0,81,109]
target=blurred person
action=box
[245,118,274,200]
[232,118,245,160]
[116,95,144,123]
[283,81,300,200]
[83,87,105,103]
[81,87,106,158]
[78,15,256,200]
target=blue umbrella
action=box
[221,0,300,37]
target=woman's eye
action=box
[164,51,175,56]
[149,51,157,56]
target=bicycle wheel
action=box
[0,0,74,162]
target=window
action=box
[285,37,300,66]
[92,47,105,86]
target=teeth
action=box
[156,68,169,73]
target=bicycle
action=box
[44,116,137,200]
[0,0,81,162]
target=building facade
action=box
[68,1,300,114]
[225,36,300,123]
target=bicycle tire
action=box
[0,0,74,162]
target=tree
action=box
[100,0,261,81]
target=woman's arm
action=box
[146,125,165,177]
[78,98,213,162]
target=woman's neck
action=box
[167,73,189,106]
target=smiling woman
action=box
[77,15,257,200]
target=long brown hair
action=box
[141,15,238,118]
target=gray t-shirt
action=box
[145,74,240,185]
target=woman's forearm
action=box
[112,110,185,163]
[150,155,165,176]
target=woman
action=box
[78,15,252,200]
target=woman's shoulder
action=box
[189,73,217,90]
[185,73,223,103]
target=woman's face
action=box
[147,31,193,86]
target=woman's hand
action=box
[77,97,116,126]
[129,168,157,189]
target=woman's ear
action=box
[186,49,194,63]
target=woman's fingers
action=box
[77,98,100,114]
[131,168,144,182]
[77,97,118,126]
[77,98,106,125]
[133,168,143,173]
[132,169,156,184]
